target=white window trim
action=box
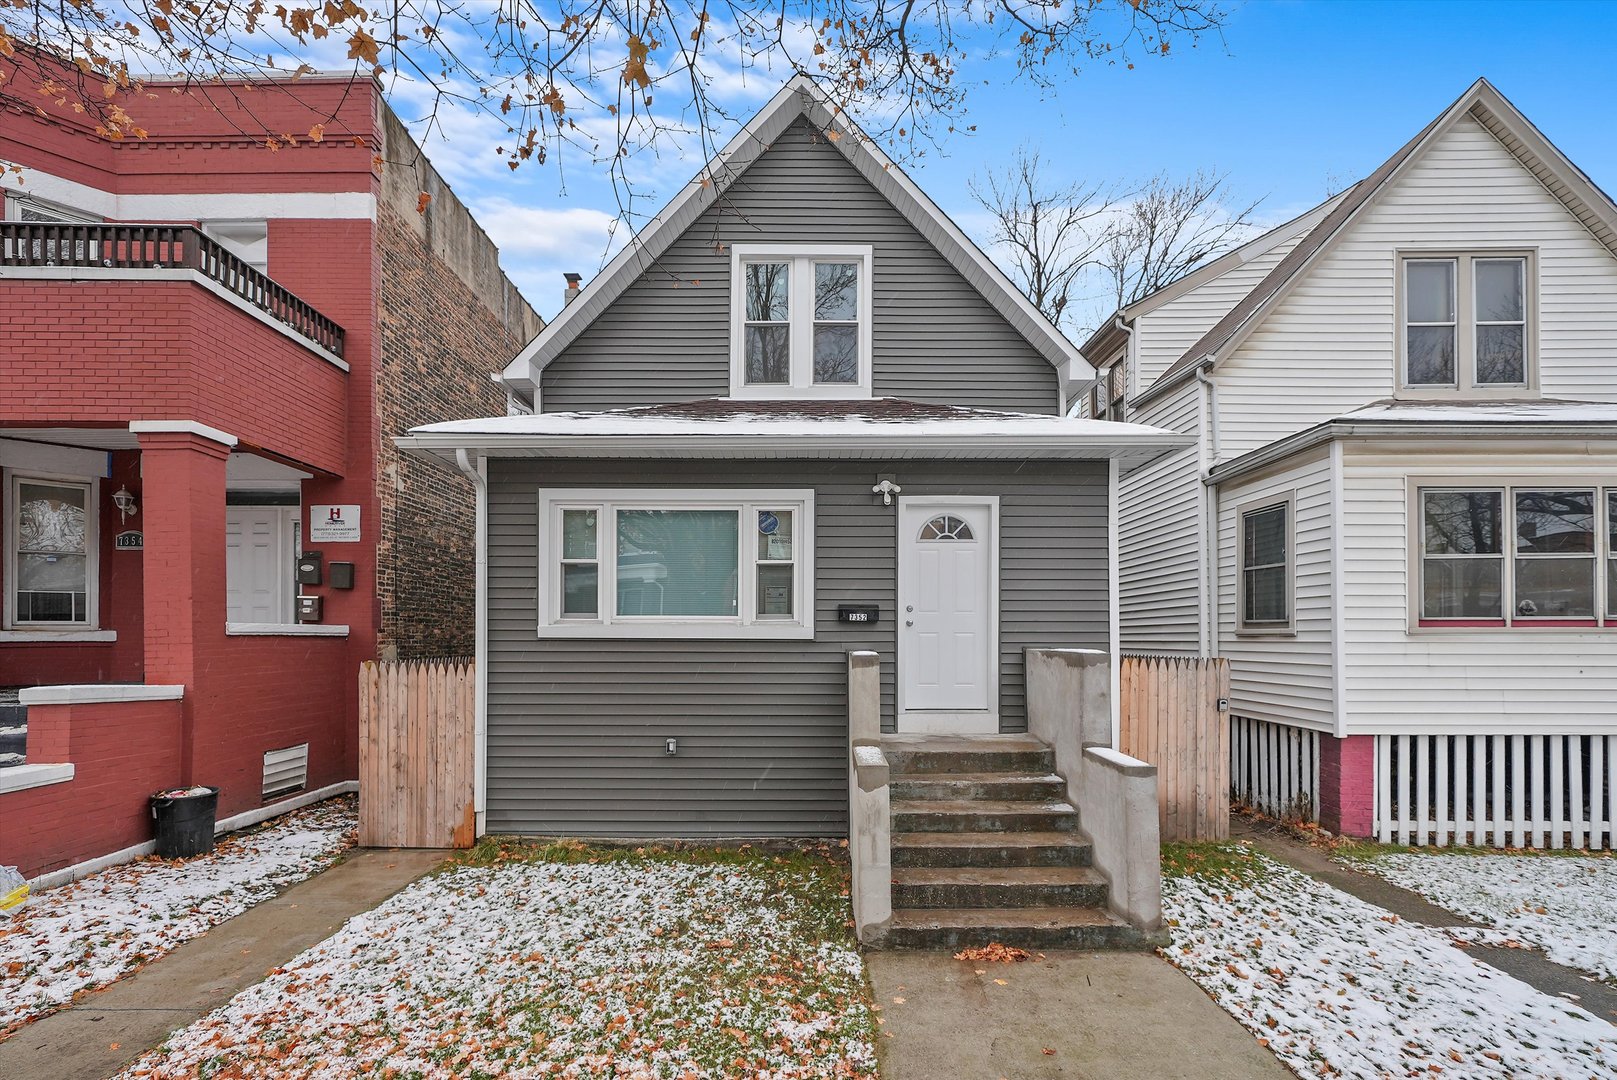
[1395,249,1538,398]
[536,487,815,640]
[1235,493,1295,636]
[4,469,100,631]
[729,243,873,400]
[1408,478,1615,631]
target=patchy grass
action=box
[0,797,356,1039]
[1161,841,1274,886]
[1343,846,1617,984]
[121,840,876,1079]
[1162,843,1617,1077]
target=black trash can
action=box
[151,786,220,858]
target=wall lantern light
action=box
[872,478,902,506]
[111,485,139,522]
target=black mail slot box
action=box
[838,604,879,625]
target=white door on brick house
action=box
[225,505,296,623]
[897,497,997,733]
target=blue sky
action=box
[409,1,1617,320]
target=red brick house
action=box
[0,59,538,880]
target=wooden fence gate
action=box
[358,660,476,849]
[1119,655,1231,842]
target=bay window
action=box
[539,489,814,638]
[1401,252,1532,392]
[8,475,97,627]
[730,245,872,398]
[1419,484,1617,627]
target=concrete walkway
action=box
[0,847,446,1080]
[868,950,1290,1079]
[1234,817,1617,1023]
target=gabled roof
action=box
[1077,191,1347,365]
[398,397,1189,469]
[1137,78,1617,406]
[499,75,1092,397]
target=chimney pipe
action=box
[563,272,582,307]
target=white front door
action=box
[225,506,296,623]
[898,498,997,733]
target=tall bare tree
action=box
[967,149,1117,333]
[0,1,1229,220]
[1098,169,1262,310]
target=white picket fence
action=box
[1231,716,1320,821]
[1375,733,1617,849]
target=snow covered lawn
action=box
[1347,848,1617,983]
[120,840,878,1079]
[0,796,356,1037]
[1162,843,1617,1079]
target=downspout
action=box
[1196,365,1220,658]
[454,447,489,836]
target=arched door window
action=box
[918,514,975,541]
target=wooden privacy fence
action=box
[1119,655,1231,842]
[359,660,476,849]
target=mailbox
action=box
[329,561,355,590]
[837,604,880,625]
[296,551,323,586]
[296,595,323,623]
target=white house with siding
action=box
[1085,78,1617,847]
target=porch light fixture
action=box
[111,485,138,522]
[872,478,902,506]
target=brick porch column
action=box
[1318,734,1375,838]
[132,421,237,782]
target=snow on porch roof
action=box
[397,397,1191,469]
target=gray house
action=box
[400,77,1184,946]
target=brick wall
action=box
[1319,734,1376,838]
[373,191,537,659]
[0,697,183,878]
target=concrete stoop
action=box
[882,735,1158,951]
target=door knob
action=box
[905,620,914,627]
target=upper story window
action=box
[1086,358,1128,421]
[729,244,872,398]
[1401,252,1533,393]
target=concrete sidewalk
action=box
[0,847,445,1080]
[868,949,1290,1079]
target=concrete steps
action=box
[886,905,1159,951]
[891,830,1093,869]
[881,734,1153,951]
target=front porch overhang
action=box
[1207,400,1617,487]
[397,398,1192,472]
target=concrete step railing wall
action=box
[847,651,892,945]
[1024,648,1162,932]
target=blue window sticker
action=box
[758,511,780,535]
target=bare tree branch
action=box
[967,146,1117,332]
[0,0,1230,227]
[1099,169,1263,311]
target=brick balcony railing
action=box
[1,222,345,358]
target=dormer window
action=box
[730,244,873,398]
[1400,252,1533,393]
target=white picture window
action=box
[730,245,872,398]
[1238,499,1292,633]
[1418,484,1613,627]
[539,489,814,639]
[8,475,97,627]
[1401,253,1532,392]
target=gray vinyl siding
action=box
[540,118,1059,413]
[486,457,1108,837]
